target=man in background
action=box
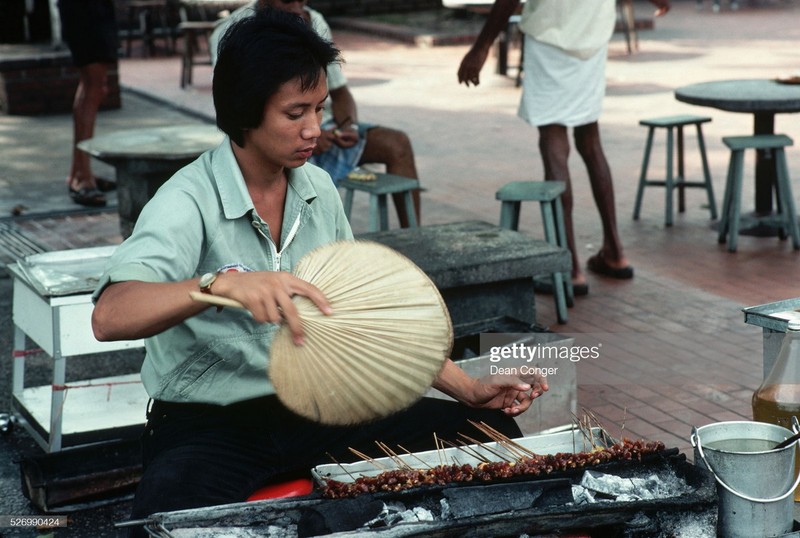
[458,0,670,294]
[210,0,421,227]
[58,0,119,207]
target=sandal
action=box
[95,177,117,192]
[69,187,107,207]
[587,253,634,280]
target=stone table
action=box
[78,124,224,238]
[676,79,800,216]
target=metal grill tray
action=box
[16,245,117,296]
[312,427,612,485]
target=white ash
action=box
[365,502,435,528]
[573,468,693,504]
[440,498,451,520]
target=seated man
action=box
[210,0,421,227]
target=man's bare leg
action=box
[573,122,630,272]
[538,124,586,286]
[360,126,421,228]
[68,62,109,192]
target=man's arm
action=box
[432,358,548,417]
[312,85,360,153]
[93,271,331,345]
[649,0,670,16]
[457,0,521,87]
[329,85,357,126]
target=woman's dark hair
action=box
[213,7,341,147]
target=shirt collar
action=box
[211,137,320,220]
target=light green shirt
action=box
[93,137,353,404]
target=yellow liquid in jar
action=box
[752,384,800,501]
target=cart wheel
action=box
[0,413,15,435]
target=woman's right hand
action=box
[212,270,331,345]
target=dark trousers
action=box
[129,395,521,534]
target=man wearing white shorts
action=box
[458,0,669,292]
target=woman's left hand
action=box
[469,373,549,416]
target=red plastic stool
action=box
[246,478,314,502]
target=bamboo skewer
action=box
[375,441,413,471]
[325,452,358,482]
[448,439,491,463]
[397,445,433,469]
[469,420,537,459]
[457,434,514,462]
[348,447,389,472]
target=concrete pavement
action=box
[3,1,800,535]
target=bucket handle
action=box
[691,418,800,504]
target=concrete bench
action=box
[0,43,120,115]
[359,220,571,334]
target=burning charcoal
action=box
[297,498,384,536]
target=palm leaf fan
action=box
[269,240,453,425]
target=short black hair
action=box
[213,7,341,147]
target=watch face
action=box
[200,272,216,288]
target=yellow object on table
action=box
[347,168,377,181]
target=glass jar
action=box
[752,319,800,501]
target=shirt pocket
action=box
[162,332,273,402]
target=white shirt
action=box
[519,0,616,59]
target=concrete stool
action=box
[496,181,573,324]
[718,134,800,252]
[633,115,717,226]
[340,172,419,232]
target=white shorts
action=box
[517,37,607,127]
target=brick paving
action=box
[7,1,800,463]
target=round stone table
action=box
[676,79,800,216]
[78,125,224,238]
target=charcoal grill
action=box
[120,430,717,537]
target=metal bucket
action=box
[691,420,800,538]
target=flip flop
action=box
[587,254,634,280]
[69,187,107,207]
[95,177,117,192]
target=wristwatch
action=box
[199,272,218,294]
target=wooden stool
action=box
[496,181,573,324]
[633,115,717,226]
[178,21,217,88]
[124,0,172,58]
[340,172,419,232]
[718,134,800,252]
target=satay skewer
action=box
[348,447,389,472]
[469,420,536,459]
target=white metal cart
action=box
[8,246,147,452]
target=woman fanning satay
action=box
[91,8,547,532]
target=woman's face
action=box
[243,73,327,173]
